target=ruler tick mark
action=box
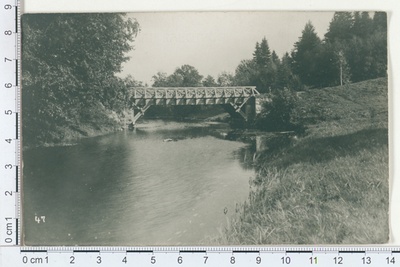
[15,6,18,33]
[16,112,18,139]
[16,166,19,192]
[233,250,260,253]
[16,59,19,86]
[16,218,19,245]
[21,250,48,253]
[339,251,365,254]
[179,250,207,253]
[286,250,312,254]
[73,250,100,253]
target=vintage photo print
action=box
[22,11,389,245]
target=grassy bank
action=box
[215,78,389,244]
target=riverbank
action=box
[23,103,230,149]
[213,77,389,244]
[22,107,129,149]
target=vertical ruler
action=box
[0,0,20,246]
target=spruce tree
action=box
[292,21,322,87]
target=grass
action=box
[213,78,389,244]
[294,77,388,137]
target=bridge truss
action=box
[128,86,259,125]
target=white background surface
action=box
[20,0,400,245]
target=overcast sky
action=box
[119,12,334,85]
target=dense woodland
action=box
[22,12,387,145]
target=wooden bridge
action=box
[127,86,260,125]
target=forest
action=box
[22,12,387,146]
[151,12,386,91]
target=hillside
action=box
[296,77,388,137]
[215,78,389,244]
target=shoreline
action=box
[23,111,273,150]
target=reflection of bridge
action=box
[128,86,260,125]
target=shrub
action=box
[256,88,302,132]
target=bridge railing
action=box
[126,87,260,124]
[129,86,259,100]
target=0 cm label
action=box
[22,256,49,264]
[4,217,13,243]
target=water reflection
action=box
[232,132,294,171]
[23,120,255,245]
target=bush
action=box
[255,88,302,132]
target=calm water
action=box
[23,120,255,246]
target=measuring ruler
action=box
[1,0,400,266]
[0,0,21,250]
[1,246,400,266]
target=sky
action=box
[119,12,334,86]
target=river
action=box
[23,120,256,246]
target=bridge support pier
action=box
[130,103,152,128]
[223,97,256,124]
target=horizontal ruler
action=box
[1,246,400,266]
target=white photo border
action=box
[21,0,400,245]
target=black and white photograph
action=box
[22,11,389,245]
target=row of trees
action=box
[150,42,294,91]
[293,11,387,88]
[152,65,238,88]
[152,12,386,93]
[249,11,387,91]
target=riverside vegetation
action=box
[22,14,141,148]
[214,77,388,244]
